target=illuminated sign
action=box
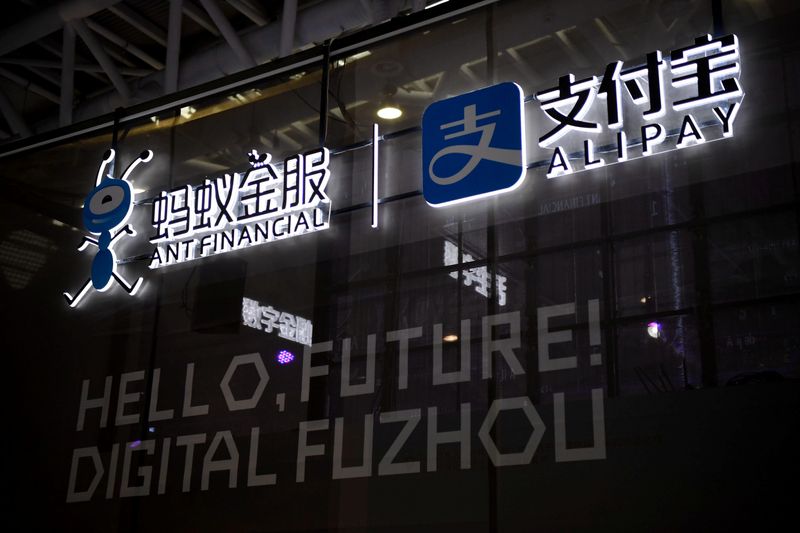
[422,82,526,207]
[149,148,331,269]
[63,149,152,308]
[443,240,507,306]
[537,33,743,178]
[65,34,744,308]
[242,297,313,346]
[421,34,744,200]
[64,147,332,307]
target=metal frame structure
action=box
[0,0,484,158]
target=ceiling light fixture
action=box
[377,105,403,120]
[377,84,403,120]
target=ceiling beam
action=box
[24,65,62,87]
[226,0,269,27]
[183,0,221,37]
[100,42,138,68]
[0,0,123,57]
[85,19,165,70]
[0,89,32,137]
[60,23,75,127]
[34,40,108,83]
[198,0,256,68]
[108,4,168,47]
[72,19,131,102]
[279,0,297,57]
[0,57,151,77]
[165,0,183,94]
[0,66,60,104]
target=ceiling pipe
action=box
[0,0,123,57]
[38,0,414,129]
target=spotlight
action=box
[646,321,661,339]
[277,349,295,365]
[377,105,402,120]
[376,84,403,120]
[443,334,459,343]
[180,106,196,119]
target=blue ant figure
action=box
[63,148,153,308]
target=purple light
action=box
[129,440,142,449]
[277,349,295,365]
[647,321,662,339]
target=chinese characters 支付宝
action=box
[536,34,744,178]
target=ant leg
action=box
[77,236,99,251]
[64,279,92,308]
[112,271,143,296]
[111,225,136,245]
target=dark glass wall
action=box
[3,0,798,531]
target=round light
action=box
[377,106,403,120]
[442,334,459,343]
[646,322,661,339]
[277,349,295,365]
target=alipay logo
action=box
[422,82,526,207]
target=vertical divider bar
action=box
[372,123,379,228]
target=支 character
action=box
[63,148,153,308]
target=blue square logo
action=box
[422,82,526,207]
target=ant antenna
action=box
[95,149,116,186]
[121,150,154,182]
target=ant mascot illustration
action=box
[63,148,153,308]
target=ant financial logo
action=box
[149,148,331,269]
[63,149,151,308]
[64,147,332,308]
